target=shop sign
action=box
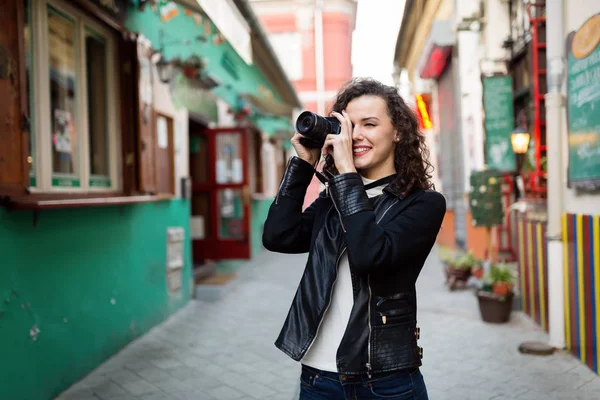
[482,76,516,172]
[567,13,600,190]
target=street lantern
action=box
[156,55,174,84]
[511,126,530,154]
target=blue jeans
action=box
[299,365,429,400]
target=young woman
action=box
[263,78,446,400]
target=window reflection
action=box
[86,28,109,186]
[48,6,79,183]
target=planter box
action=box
[476,290,513,323]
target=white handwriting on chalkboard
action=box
[577,142,600,160]
[572,66,600,91]
[573,84,600,107]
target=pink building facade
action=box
[250,0,357,206]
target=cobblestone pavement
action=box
[57,248,600,400]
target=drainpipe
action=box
[545,0,565,350]
[315,0,325,115]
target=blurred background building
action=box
[393,0,600,376]
[250,0,358,207]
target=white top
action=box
[301,176,385,372]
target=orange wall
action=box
[466,211,497,261]
[437,210,498,261]
[437,210,455,249]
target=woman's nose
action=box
[352,126,364,140]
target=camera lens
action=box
[296,111,317,135]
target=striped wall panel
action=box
[564,213,600,374]
[517,217,549,331]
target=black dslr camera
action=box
[295,111,341,149]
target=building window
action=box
[28,0,119,191]
[268,32,303,81]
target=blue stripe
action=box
[590,216,597,373]
[574,214,580,360]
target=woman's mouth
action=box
[353,147,371,157]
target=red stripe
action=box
[584,216,594,370]
[568,214,577,356]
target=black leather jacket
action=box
[262,157,446,375]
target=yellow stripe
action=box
[563,214,570,350]
[528,221,536,320]
[593,215,600,370]
[519,220,526,312]
[538,222,547,331]
[577,213,585,363]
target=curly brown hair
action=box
[324,78,434,196]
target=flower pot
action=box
[476,290,513,323]
[493,282,510,296]
[472,266,484,280]
[445,267,472,291]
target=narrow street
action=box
[57,249,600,400]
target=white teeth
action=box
[353,147,370,153]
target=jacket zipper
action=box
[376,199,398,224]
[366,199,398,376]
[305,244,346,359]
[366,274,373,378]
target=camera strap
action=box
[315,171,395,190]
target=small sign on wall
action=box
[166,227,184,270]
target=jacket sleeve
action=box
[328,173,446,275]
[262,156,323,254]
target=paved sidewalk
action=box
[57,249,600,400]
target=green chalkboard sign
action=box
[567,14,600,189]
[483,76,516,172]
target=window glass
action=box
[48,6,80,187]
[215,133,243,184]
[268,32,303,81]
[217,189,244,239]
[85,27,110,187]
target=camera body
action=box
[295,111,341,149]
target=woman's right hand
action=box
[291,133,321,167]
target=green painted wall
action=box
[0,200,192,400]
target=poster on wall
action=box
[482,76,516,172]
[567,13,600,190]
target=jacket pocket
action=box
[371,323,420,372]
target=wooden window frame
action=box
[28,0,121,194]
[0,0,173,212]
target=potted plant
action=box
[476,263,516,323]
[443,251,475,290]
[471,258,485,280]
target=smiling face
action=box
[345,95,397,180]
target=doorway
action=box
[188,118,251,269]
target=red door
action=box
[190,127,251,262]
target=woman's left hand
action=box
[322,110,357,174]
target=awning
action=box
[241,94,295,118]
[123,2,294,114]
[417,20,455,80]
[251,114,294,137]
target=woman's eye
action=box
[365,123,376,127]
